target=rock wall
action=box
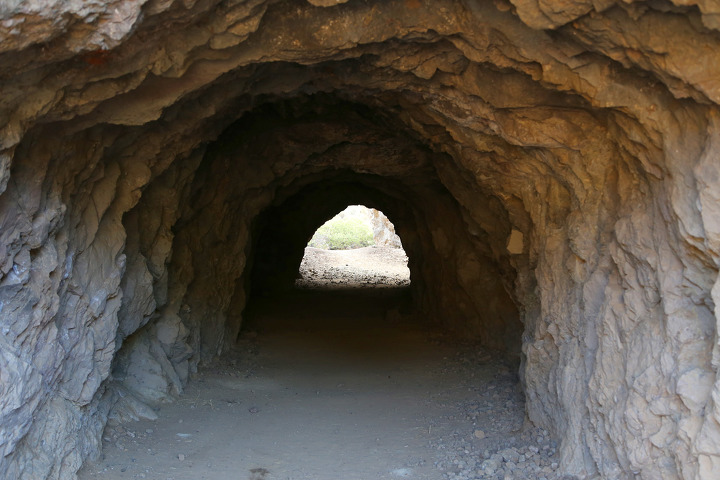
[370,208,403,248]
[0,1,719,479]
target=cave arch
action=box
[1,2,719,478]
[247,178,421,296]
[297,204,409,288]
[240,170,520,353]
[305,205,403,251]
[148,96,523,367]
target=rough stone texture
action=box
[0,1,719,479]
[370,208,403,248]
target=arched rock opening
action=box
[1,1,719,479]
[295,204,410,288]
[157,97,521,365]
[248,178,420,296]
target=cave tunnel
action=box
[1,1,720,479]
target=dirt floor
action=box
[295,246,411,289]
[79,247,562,480]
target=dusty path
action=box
[81,291,469,480]
[296,246,410,289]
[80,251,562,480]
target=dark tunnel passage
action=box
[97,96,528,478]
[146,96,524,367]
[244,169,522,348]
[247,177,421,296]
[5,2,720,477]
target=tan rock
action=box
[0,1,719,479]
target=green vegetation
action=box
[308,216,374,250]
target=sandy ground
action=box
[79,248,562,480]
[296,246,410,289]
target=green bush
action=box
[308,216,374,250]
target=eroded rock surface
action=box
[0,0,719,479]
[371,208,404,248]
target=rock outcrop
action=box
[0,0,719,479]
[370,208,403,248]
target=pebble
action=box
[177,454,185,461]
[428,345,563,480]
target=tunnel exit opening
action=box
[296,204,411,290]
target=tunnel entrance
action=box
[4,1,720,478]
[297,205,411,290]
[244,199,415,339]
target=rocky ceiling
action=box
[1,0,720,479]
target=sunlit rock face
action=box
[1,0,719,478]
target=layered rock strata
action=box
[0,0,719,479]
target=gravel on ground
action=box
[79,246,565,480]
[296,246,410,289]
